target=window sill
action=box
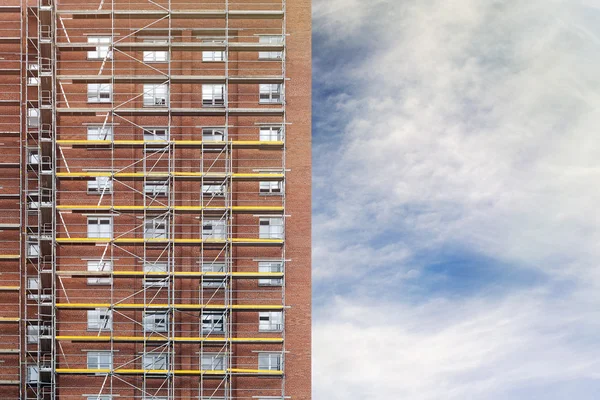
[259,193,283,197]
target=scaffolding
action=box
[22,0,288,399]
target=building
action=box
[0,0,311,398]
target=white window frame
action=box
[258,35,283,60]
[87,216,113,238]
[87,176,113,195]
[201,311,226,335]
[27,366,39,383]
[143,311,169,333]
[27,241,40,258]
[202,127,226,142]
[143,84,168,107]
[201,353,226,370]
[202,84,225,107]
[143,262,169,288]
[28,77,39,86]
[142,352,168,370]
[87,260,112,285]
[202,184,226,197]
[144,180,169,197]
[202,39,226,62]
[87,351,113,370]
[202,262,225,288]
[259,217,284,239]
[259,311,283,332]
[202,219,226,240]
[28,149,40,165]
[27,108,39,128]
[27,325,40,344]
[87,36,111,60]
[143,39,169,63]
[87,83,112,103]
[144,217,168,239]
[259,180,283,196]
[258,261,283,286]
[27,277,39,290]
[87,125,113,140]
[259,83,282,104]
[258,352,282,371]
[87,308,113,331]
[142,127,169,142]
[259,126,283,141]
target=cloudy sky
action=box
[311,0,600,398]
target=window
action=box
[202,84,225,107]
[202,127,226,142]
[87,176,113,194]
[143,262,169,287]
[201,353,225,370]
[202,219,226,240]
[28,149,40,165]
[143,127,169,142]
[258,352,282,371]
[259,311,283,332]
[88,37,111,60]
[27,277,39,290]
[258,261,283,286]
[202,184,225,197]
[259,217,283,239]
[144,180,169,197]
[27,325,40,344]
[143,127,169,152]
[260,126,283,141]
[87,351,112,370]
[201,311,226,334]
[143,84,168,107]
[87,309,112,331]
[87,83,112,103]
[144,217,168,239]
[259,84,282,104]
[27,366,39,383]
[27,277,49,301]
[144,311,168,333]
[142,353,168,369]
[27,108,39,128]
[87,260,112,285]
[202,262,225,288]
[202,39,226,62]
[88,217,112,238]
[143,39,168,63]
[27,241,39,258]
[87,125,113,140]
[259,180,283,196]
[258,35,283,60]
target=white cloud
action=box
[312,0,600,398]
[314,290,600,400]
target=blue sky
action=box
[311,0,600,398]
